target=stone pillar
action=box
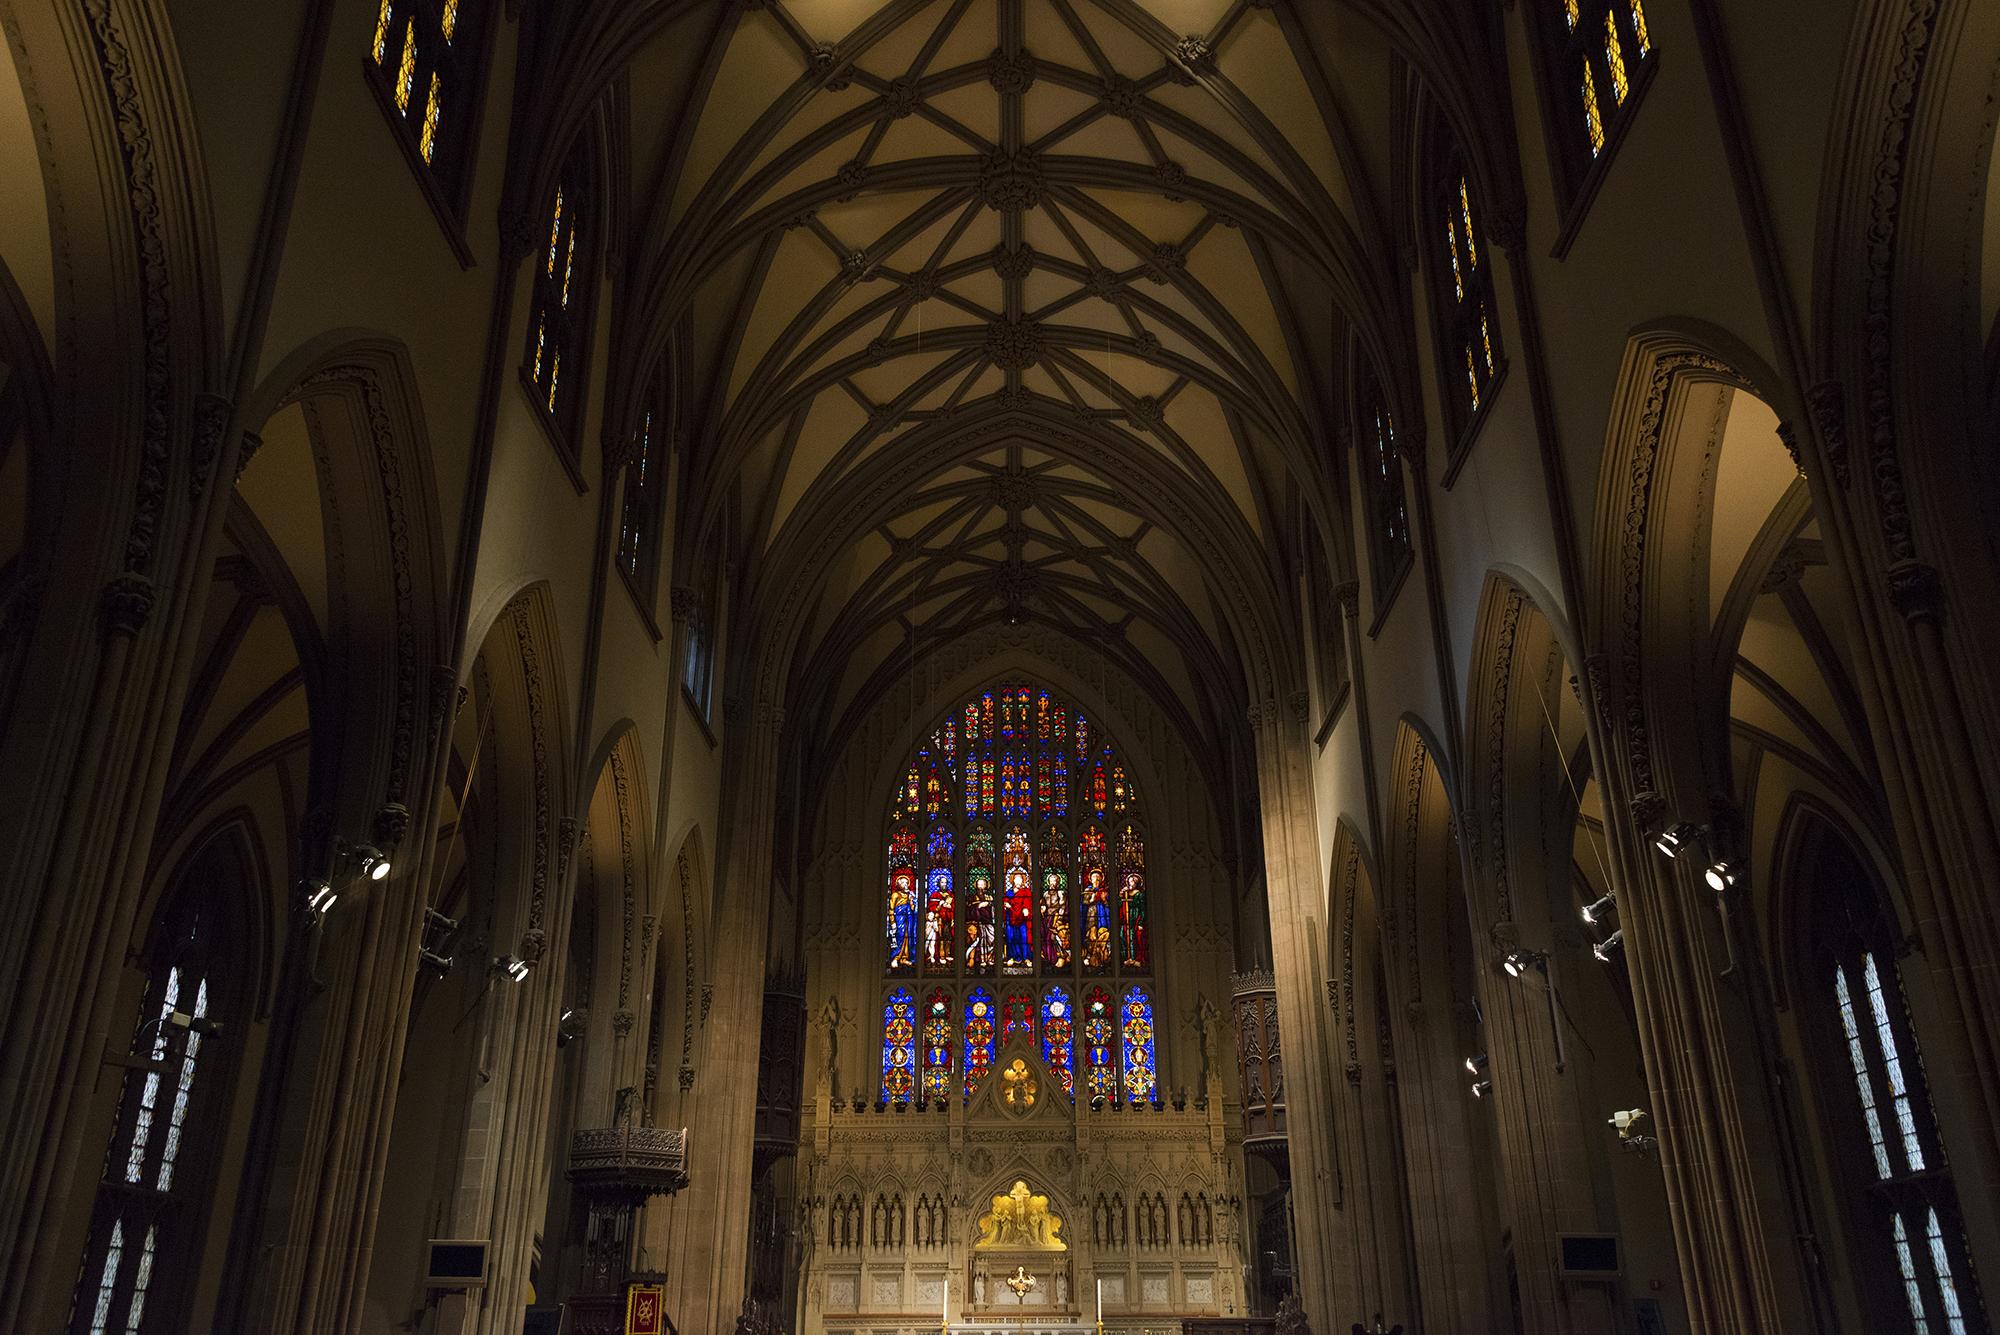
[668,698,784,1332]
[1246,696,1344,1330]
[1581,656,1813,1335]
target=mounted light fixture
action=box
[1464,1053,1488,1077]
[557,1008,587,1047]
[496,955,532,983]
[306,879,339,917]
[1501,949,1548,979]
[1592,930,1625,964]
[1704,860,1741,893]
[357,844,392,881]
[1470,1079,1492,1100]
[1653,822,1703,859]
[1580,895,1616,926]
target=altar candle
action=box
[942,1277,950,1328]
[1096,1277,1103,1322]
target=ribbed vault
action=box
[613,0,1388,747]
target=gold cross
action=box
[1006,1265,1037,1299]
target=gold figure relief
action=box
[1002,1058,1037,1110]
[973,1180,1066,1251]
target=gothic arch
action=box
[243,333,452,869]
[571,723,652,1126]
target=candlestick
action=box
[1096,1276,1102,1324]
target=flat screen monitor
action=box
[425,1239,490,1289]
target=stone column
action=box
[668,698,784,1332]
[1246,695,1345,1330]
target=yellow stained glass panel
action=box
[419,72,442,162]
[1582,63,1605,156]
[1466,347,1481,411]
[1632,0,1652,56]
[1481,309,1495,375]
[1605,12,1630,105]
[1459,178,1478,270]
[1445,219,1463,302]
[372,0,393,63]
[561,232,576,309]
[442,0,460,41]
[1564,0,1579,30]
[548,350,561,412]
[394,19,416,112]
[547,191,564,277]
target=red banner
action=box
[624,1284,666,1335]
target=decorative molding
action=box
[511,596,554,936]
[612,748,637,1014]
[1805,379,1851,487]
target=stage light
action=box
[1580,895,1615,926]
[1471,1080,1492,1099]
[1653,822,1702,859]
[1501,949,1547,979]
[497,955,531,983]
[1592,930,1625,963]
[1464,1053,1488,1077]
[1704,859,1741,893]
[306,880,338,916]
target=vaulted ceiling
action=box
[608,0,1395,753]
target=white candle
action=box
[1096,1277,1103,1323]
[942,1276,949,1328]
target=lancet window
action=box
[366,0,484,218]
[881,684,1157,1102]
[523,138,599,457]
[1426,127,1503,440]
[1356,362,1412,604]
[1533,0,1655,202]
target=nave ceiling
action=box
[580,0,1399,764]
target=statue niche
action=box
[973,1180,1066,1251]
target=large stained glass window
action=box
[881,683,1157,1101]
[1532,0,1655,203]
[882,990,917,1102]
[1121,986,1158,1103]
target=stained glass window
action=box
[921,990,953,1102]
[1533,0,1653,193]
[964,989,997,1095]
[1121,986,1157,1103]
[523,139,598,454]
[882,990,917,1102]
[1039,826,1071,969]
[880,683,1155,1102]
[1002,828,1034,970]
[71,857,239,1335]
[1083,988,1118,1100]
[1806,828,1982,1335]
[965,830,996,972]
[366,0,482,213]
[1002,992,1036,1044]
[618,392,666,586]
[1042,988,1075,1097]
[1116,825,1149,970]
[886,828,918,972]
[1357,360,1412,602]
[1426,125,1504,440]
[923,827,956,973]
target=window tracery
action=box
[881,684,1155,1101]
[1426,127,1503,443]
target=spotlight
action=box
[1501,949,1547,979]
[497,955,532,983]
[306,880,339,916]
[1653,822,1702,859]
[1580,895,1616,926]
[1464,1053,1488,1077]
[557,1008,587,1047]
[1470,1080,1492,1099]
[1591,930,1625,963]
[360,845,392,881]
[1704,860,1741,893]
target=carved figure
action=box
[1002,1058,1038,1110]
[973,1179,1067,1250]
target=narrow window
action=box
[1355,360,1412,606]
[366,0,484,220]
[522,139,599,459]
[1532,0,1654,204]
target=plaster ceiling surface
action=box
[624,0,1377,739]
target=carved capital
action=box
[374,801,413,852]
[1887,560,1944,625]
[1806,379,1850,488]
[101,573,156,638]
[188,392,234,502]
[670,585,701,626]
[1333,580,1360,619]
[1629,789,1667,831]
